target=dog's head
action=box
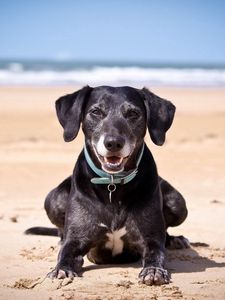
[55,86,175,174]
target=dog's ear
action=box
[142,88,176,146]
[55,86,92,142]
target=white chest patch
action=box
[105,227,127,256]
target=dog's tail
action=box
[24,226,58,236]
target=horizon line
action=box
[1,57,225,68]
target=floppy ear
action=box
[142,88,176,146]
[55,85,92,142]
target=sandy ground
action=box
[0,86,225,300]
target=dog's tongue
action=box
[104,156,123,165]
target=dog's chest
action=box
[96,204,143,258]
[106,227,127,256]
[99,222,127,256]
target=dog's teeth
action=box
[104,156,123,166]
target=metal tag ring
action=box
[107,183,116,193]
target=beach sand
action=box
[0,86,225,300]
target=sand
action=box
[0,86,225,300]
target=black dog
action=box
[26,86,189,285]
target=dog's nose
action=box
[104,135,125,152]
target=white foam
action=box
[0,66,225,86]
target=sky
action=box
[1,0,225,64]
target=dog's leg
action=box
[138,234,170,285]
[44,176,71,239]
[25,177,71,238]
[138,242,170,285]
[165,232,190,249]
[48,220,108,279]
[47,238,85,279]
[137,189,170,285]
[160,177,190,249]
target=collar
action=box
[84,143,145,185]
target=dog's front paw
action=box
[47,266,79,280]
[138,266,170,285]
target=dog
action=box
[25,85,189,285]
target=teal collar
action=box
[84,143,145,186]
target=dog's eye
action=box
[90,107,103,116]
[125,109,140,120]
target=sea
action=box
[0,59,225,87]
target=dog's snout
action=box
[104,135,125,152]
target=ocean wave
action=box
[0,66,225,86]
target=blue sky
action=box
[1,0,225,63]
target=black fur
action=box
[26,86,188,285]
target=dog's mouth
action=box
[101,154,129,173]
[93,148,129,173]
